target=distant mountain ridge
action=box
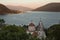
[33,3,60,12]
[6,5,32,11]
[0,4,10,14]
[0,4,21,14]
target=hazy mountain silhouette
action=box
[0,4,21,14]
[33,3,60,12]
[6,5,32,11]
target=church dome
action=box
[29,22,35,26]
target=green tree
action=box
[47,24,60,40]
[0,19,5,27]
[0,25,29,40]
[23,25,28,30]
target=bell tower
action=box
[37,18,46,40]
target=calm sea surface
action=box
[0,11,60,28]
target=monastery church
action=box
[27,19,46,40]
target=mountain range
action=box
[6,5,32,11]
[0,2,60,14]
[33,3,60,12]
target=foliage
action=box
[29,37,40,40]
[0,25,29,40]
[0,19,5,24]
[0,19,5,27]
[47,24,60,40]
[23,25,28,30]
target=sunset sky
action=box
[0,0,60,9]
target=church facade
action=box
[26,19,46,40]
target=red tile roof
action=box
[29,22,35,26]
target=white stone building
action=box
[27,19,46,40]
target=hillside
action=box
[33,3,60,12]
[6,5,32,11]
[0,4,21,14]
